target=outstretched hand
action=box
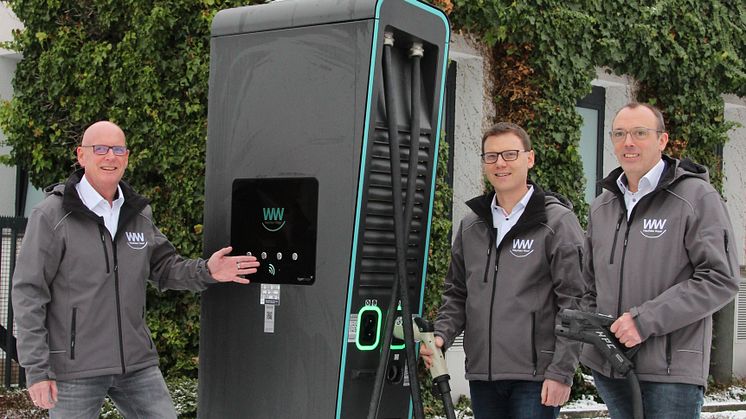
[207,246,260,284]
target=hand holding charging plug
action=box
[394,316,456,419]
[419,335,444,371]
[393,317,448,380]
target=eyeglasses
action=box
[480,150,529,164]
[609,127,662,143]
[80,145,128,156]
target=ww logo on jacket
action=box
[125,231,148,250]
[641,218,667,239]
[509,238,534,258]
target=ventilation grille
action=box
[738,280,746,341]
[451,332,464,349]
[357,126,433,289]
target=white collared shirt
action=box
[491,185,534,248]
[616,159,666,220]
[75,175,125,238]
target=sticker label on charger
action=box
[348,314,358,342]
[264,305,275,333]
[261,284,280,333]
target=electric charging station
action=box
[199,1,449,417]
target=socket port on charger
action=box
[355,306,382,350]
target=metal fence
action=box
[0,216,26,388]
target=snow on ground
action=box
[434,384,746,419]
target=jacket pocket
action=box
[724,230,734,276]
[99,226,111,274]
[142,306,153,349]
[665,334,671,375]
[70,307,77,360]
[531,312,537,376]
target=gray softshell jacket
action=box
[435,183,584,385]
[12,170,216,386]
[581,156,739,386]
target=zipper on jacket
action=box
[724,231,734,276]
[487,248,500,380]
[483,233,495,283]
[531,312,537,376]
[70,307,77,360]
[615,226,631,317]
[665,335,672,375]
[99,225,111,274]
[608,212,625,264]
[111,241,127,374]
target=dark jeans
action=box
[592,369,704,419]
[50,365,177,419]
[469,380,559,419]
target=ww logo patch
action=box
[125,231,147,250]
[509,238,534,258]
[641,218,667,239]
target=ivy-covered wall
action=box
[1,0,744,385]
[0,0,264,377]
[423,0,745,325]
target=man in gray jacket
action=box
[581,103,739,417]
[12,121,261,418]
[422,122,584,418]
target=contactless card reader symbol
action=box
[268,264,276,276]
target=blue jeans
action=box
[50,365,177,419]
[469,380,559,419]
[592,369,704,419]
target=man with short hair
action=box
[581,103,739,417]
[13,120,260,418]
[422,122,584,418]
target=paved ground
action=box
[559,402,746,418]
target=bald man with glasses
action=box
[13,121,261,418]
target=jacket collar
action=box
[59,169,150,233]
[466,180,549,230]
[599,154,709,197]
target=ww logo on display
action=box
[261,208,286,232]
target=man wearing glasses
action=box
[581,103,739,417]
[422,122,584,418]
[12,121,261,417]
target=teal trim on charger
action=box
[335,0,451,418]
[355,306,383,350]
[335,4,381,418]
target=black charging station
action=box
[199,1,449,417]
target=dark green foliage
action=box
[445,0,744,199]
[423,136,453,321]
[0,0,266,377]
[2,0,743,405]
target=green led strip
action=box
[355,306,382,351]
[391,305,405,350]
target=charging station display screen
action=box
[231,177,318,285]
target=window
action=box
[576,86,606,203]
